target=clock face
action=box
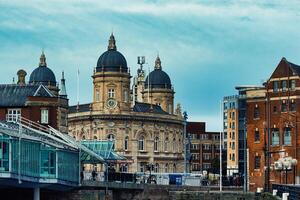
[106,98,117,109]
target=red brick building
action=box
[0,53,68,132]
[247,57,300,191]
[187,122,221,173]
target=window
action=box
[203,144,210,150]
[255,156,261,169]
[154,163,159,173]
[124,136,129,150]
[6,109,21,122]
[154,137,159,152]
[168,104,172,114]
[255,129,260,142]
[41,109,49,124]
[120,164,128,172]
[107,134,115,150]
[273,106,277,113]
[282,80,287,92]
[164,138,168,152]
[40,145,56,177]
[271,129,279,146]
[95,89,100,102]
[232,142,235,150]
[232,153,235,161]
[291,80,296,90]
[0,138,9,171]
[284,128,292,145]
[254,105,259,119]
[173,163,176,173]
[172,138,176,152]
[203,163,211,169]
[281,100,287,112]
[123,90,128,102]
[138,136,145,151]
[232,132,235,140]
[165,163,169,173]
[290,100,296,112]
[204,153,210,160]
[139,163,145,172]
[108,88,115,98]
[232,122,235,129]
[273,81,279,92]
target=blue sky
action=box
[1,0,300,131]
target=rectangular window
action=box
[291,80,296,90]
[284,128,292,145]
[41,109,49,124]
[271,129,280,146]
[255,130,260,142]
[232,153,235,161]
[108,89,115,98]
[95,89,100,102]
[40,146,56,177]
[273,81,279,92]
[290,100,296,112]
[232,142,235,150]
[281,100,287,112]
[282,80,287,92]
[203,144,210,150]
[6,109,21,122]
[123,90,128,102]
[255,156,260,169]
[254,106,259,119]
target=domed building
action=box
[68,34,184,173]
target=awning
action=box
[80,140,126,164]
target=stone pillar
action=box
[34,187,40,200]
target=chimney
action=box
[17,69,27,85]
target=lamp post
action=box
[274,157,297,184]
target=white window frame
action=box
[138,136,144,151]
[108,88,115,98]
[41,109,49,124]
[6,109,21,122]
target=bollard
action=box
[272,189,278,196]
[282,193,289,200]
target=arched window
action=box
[124,136,129,150]
[94,136,98,140]
[164,137,168,152]
[165,163,169,173]
[107,134,115,150]
[173,163,176,173]
[138,136,144,151]
[123,90,128,102]
[154,137,159,152]
[82,135,86,140]
[154,163,159,173]
[172,138,176,152]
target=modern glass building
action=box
[0,117,124,199]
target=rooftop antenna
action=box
[77,69,80,106]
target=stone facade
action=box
[68,34,184,173]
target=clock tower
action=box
[92,34,131,113]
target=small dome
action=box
[29,52,56,86]
[96,34,128,73]
[145,56,172,89]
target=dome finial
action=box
[108,33,117,50]
[154,54,162,70]
[39,51,47,67]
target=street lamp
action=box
[274,157,298,184]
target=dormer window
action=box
[6,109,21,122]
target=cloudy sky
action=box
[1,0,300,131]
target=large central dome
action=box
[96,34,128,73]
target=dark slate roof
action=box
[145,69,172,89]
[29,66,57,86]
[288,60,300,75]
[96,50,128,73]
[133,102,168,115]
[0,84,53,107]
[69,103,91,113]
